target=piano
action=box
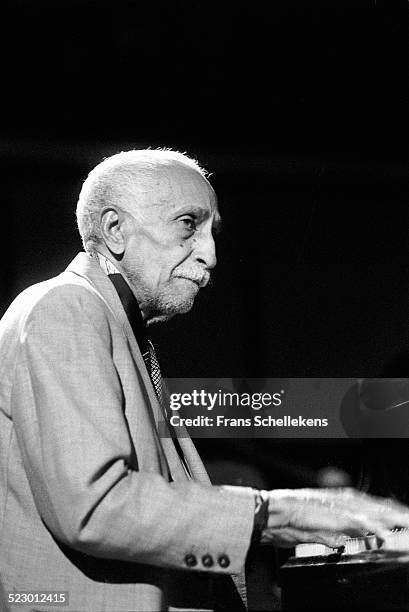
[280,529,409,610]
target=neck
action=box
[92,247,149,321]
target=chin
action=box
[147,295,195,325]
[175,297,195,314]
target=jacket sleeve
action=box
[11,283,255,575]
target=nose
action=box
[194,229,217,270]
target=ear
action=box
[100,207,127,256]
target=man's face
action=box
[122,164,220,322]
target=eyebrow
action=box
[171,205,222,228]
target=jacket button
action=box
[202,554,214,567]
[218,554,230,568]
[184,554,197,567]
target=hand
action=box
[260,487,409,548]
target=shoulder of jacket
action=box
[4,274,112,338]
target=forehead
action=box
[135,164,219,221]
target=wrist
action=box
[251,489,269,546]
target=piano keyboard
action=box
[295,527,409,558]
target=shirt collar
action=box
[88,250,121,276]
[88,250,147,321]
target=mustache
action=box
[173,268,211,288]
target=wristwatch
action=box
[251,490,269,546]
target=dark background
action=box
[1,0,408,472]
[1,1,407,607]
[1,2,408,428]
[1,0,407,378]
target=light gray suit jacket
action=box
[0,253,255,612]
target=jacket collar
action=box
[65,252,136,339]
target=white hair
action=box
[76,148,208,252]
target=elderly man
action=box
[0,149,408,612]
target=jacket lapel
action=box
[66,254,247,609]
[65,253,207,483]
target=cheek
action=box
[166,246,192,271]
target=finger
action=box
[260,527,347,549]
[302,491,409,531]
[304,531,348,549]
[348,498,409,529]
[267,491,408,538]
[339,512,390,542]
[335,491,409,524]
[365,492,409,512]
[373,509,409,529]
[289,500,390,540]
